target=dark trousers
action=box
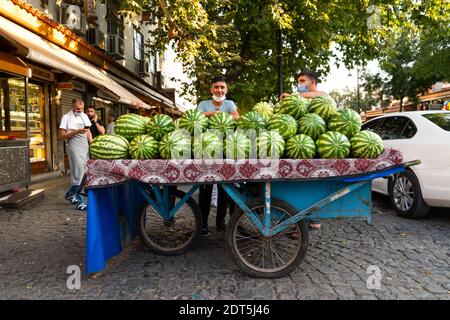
[199,184,235,228]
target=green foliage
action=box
[110,0,448,112]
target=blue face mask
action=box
[297,84,309,93]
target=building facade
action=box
[0,0,190,179]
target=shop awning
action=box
[0,16,150,109]
[0,51,31,77]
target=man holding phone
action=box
[85,105,105,138]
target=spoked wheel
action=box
[226,198,309,278]
[137,189,202,255]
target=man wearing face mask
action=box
[197,75,240,236]
[280,69,325,230]
[58,98,92,208]
[198,75,240,120]
[280,69,326,100]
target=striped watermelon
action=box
[208,112,236,136]
[237,111,268,133]
[273,101,282,114]
[90,134,129,159]
[285,134,316,159]
[316,131,351,159]
[129,135,159,159]
[146,114,175,141]
[224,130,251,160]
[115,113,148,141]
[328,108,362,139]
[159,129,191,159]
[256,130,285,159]
[297,113,327,141]
[276,95,309,120]
[308,95,338,122]
[268,114,298,140]
[350,130,384,159]
[192,131,223,159]
[178,109,209,135]
[173,117,181,129]
[252,102,274,121]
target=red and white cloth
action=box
[85,148,403,188]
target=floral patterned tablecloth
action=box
[85,148,403,188]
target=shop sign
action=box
[57,82,74,90]
[30,65,54,82]
[72,80,86,92]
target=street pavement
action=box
[0,176,449,300]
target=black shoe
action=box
[200,227,209,236]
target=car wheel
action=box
[388,169,430,219]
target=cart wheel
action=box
[137,189,202,255]
[226,198,309,278]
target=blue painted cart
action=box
[100,160,419,278]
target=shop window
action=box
[0,74,46,163]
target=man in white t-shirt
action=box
[58,98,92,207]
[198,75,239,236]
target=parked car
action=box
[362,111,450,218]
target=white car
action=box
[362,111,450,218]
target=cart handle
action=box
[404,160,421,168]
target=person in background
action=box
[106,114,116,134]
[85,105,105,138]
[197,75,240,236]
[280,69,326,230]
[58,98,92,209]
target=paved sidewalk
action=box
[0,176,449,300]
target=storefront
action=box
[0,51,31,192]
[0,59,52,174]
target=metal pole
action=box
[357,68,361,113]
[277,29,283,97]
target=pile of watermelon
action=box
[89,95,384,160]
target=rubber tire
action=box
[388,169,430,219]
[137,189,202,255]
[226,198,309,278]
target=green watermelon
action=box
[297,113,327,141]
[252,102,274,121]
[316,131,351,159]
[159,129,191,159]
[90,134,129,159]
[308,95,338,122]
[328,108,362,139]
[178,109,209,135]
[224,130,251,160]
[145,114,175,141]
[237,111,268,134]
[276,95,309,120]
[115,113,148,141]
[268,114,298,140]
[192,131,223,159]
[256,130,285,159]
[350,130,384,159]
[129,135,159,159]
[173,118,181,128]
[208,112,236,136]
[285,134,316,159]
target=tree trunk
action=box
[399,96,404,112]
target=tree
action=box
[111,0,448,111]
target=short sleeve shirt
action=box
[89,119,104,138]
[198,100,237,114]
[59,114,88,145]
